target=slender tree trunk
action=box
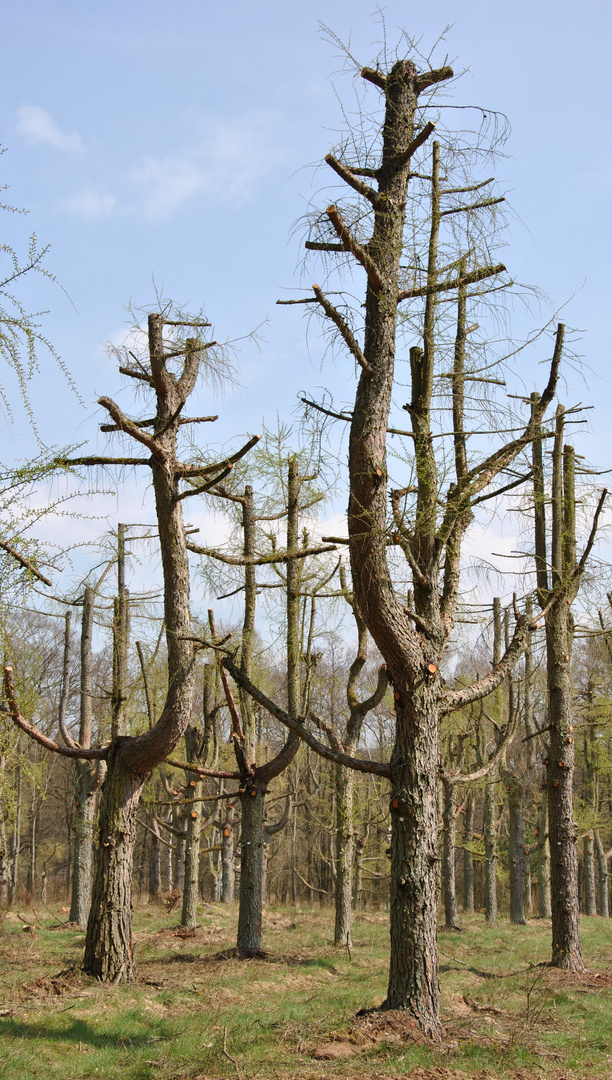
[506,776,525,924]
[462,791,474,914]
[537,797,552,918]
[220,805,235,903]
[441,777,459,930]
[334,763,355,945]
[595,833,609,917]
[148,817,161,901]
[237,782,266,954]
[542,415,583,971]
[483,781,498,924]
[353,832,367,911]
[0,821,9,907]
[583,834,597,915]
[181,787,203,928]
[524,848,533,918]
[10,762,22,903]
[173,805,186,891]
[70,587,100,927]
[70,761,97,925]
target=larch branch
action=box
[398,263,506,302]
[324,153,381,206]
[325,206,384,292]
[312,285,372,378]
[0,537,52,586]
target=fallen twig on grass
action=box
[222,1026,242,1080]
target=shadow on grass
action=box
[0,1015,175,1049]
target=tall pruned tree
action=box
[4,308,258,980]
[269,48,567,1036]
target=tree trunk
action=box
[506,776,525,924]
[237,782,266,954]
[353,832,367,911]
[220,805,235,903]
[83,751,143,982]
[69,761,97,926]
[462,791,474,914]
[0,821,9,907]
[595,832,609,917]
[181,785,203,929]
[536,796,551,917]
[483,781,498,924]
[385,682,441,1037]
[441,777,459,930]
[524,848,533,918]
[148,817,161,901]
[546,603,583,968]
[583,834,597,916]
[334,762,355,946]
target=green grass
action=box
[1,903,611,1079]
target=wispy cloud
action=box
[63,187,116,219]
[17,105,84,152]
[132,114,279,220]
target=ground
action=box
[1,903,612,1079]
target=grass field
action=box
[1,902,611,1079]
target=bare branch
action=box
[222,657,391,778]
[174,434,260,478]
[325,206,384,291]
[4,666,107,760]
[312,285,372,378]
[396,121,436,169]
[98,397,165,459]
[324,153,381,206]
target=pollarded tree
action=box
[4,308,258,980]
[267,48,569,1036]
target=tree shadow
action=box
[0,1014,175,1049]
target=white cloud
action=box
[63,187,116,219]
[17,105,84,152]
[132,114,279,220]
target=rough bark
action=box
[83,750,143,981]
[237,782,266,952]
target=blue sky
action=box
[1,0,611,593]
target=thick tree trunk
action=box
[334,763,355,946]
[83,750,144,982]
[483,780,498,924]
[506,776,525,925]
[69,761,97,926]
[441,777,459,930]
[385,682,441,1038]
[583,834,597,915]
[462,792,474,914]
[595,832,609,917]
[237,782,266,954]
